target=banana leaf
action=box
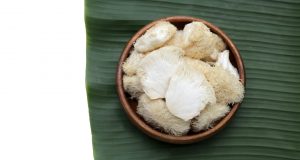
[85,0,300,159]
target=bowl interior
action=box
[117,16,245,144]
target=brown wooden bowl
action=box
[116,16,245,144]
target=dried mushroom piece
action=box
[166,30,185,48]
[182,22,215,59]
[123,75,144,99]
[184,51,244,104]
[192,103,230,132]
[180,22,226,60]
[122,50,144,76]
[137,94,190,136]
[203,49,219,62]
[138,46,183,99]
[205,66,244,104]
[165,63,216,121]
[134,21,177,53]
[216,50,239,78]
[212,33,226,52]
[183,57,211,75]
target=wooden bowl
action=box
[116,16,245,144]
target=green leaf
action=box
[85,0,300,159]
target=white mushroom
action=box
[122,50,144,76]
[134,21,177,53]
[183,57,211,74]
[165,63,216,121]
[215,50,239,78]
[192,103,230,132]
[213,34,226,52]
[166,30,185,48]
[137,94,190,136]
[138,46,183,99]
[205,66,244,104]
[181,22,226,60]
[182,22,215,59]
[184,55,244,104]
[123,75,143,98]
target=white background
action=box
[0,0,93,159]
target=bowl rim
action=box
[116,16,245,144]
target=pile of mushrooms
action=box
[122,21,244,136]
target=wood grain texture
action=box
[85,0,300,159]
